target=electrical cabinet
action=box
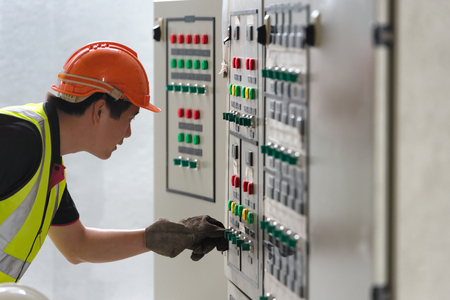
[154,0,387,299]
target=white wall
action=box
[394,1,450,299]
[0,1,155,299]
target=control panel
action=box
[223,1,265,300]
[223,1,312,299]
[166,16,217,202]
[260,3,311,299]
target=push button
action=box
[189,160,197,169]
[166,84,174,91]
[181,85,189,93]
[173,158,181,165]
[189,86,197,93]
[181,159,189,167]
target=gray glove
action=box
[145,215,228,261]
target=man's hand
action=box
[145,215,228,261]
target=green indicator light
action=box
[238,205,243,217]
[274,229,282,239]
[181,160,189,167]
[186,59,192,69]
[289,238,298,249]
[235,85,241,97]
[185,134,192,144]
[197,86,205,94]
[193,135,200,145]
[261,145,268,154]
[170,59,176,68]
[201,60,208,70]
[241,243,250,251]
[189,86,197,93]
[229,84,233,95]
[166,84,173,91]
[174,85,181,92]
[228,200,233,211]
[262,69,268,78]
[274,150,282,159]
[249,88,256,100]
[177,59,184,68]
[289,72,298,82]
[248,212,254,224]
[289,155,298,165]
[173,158,181,165]
[177,133,184,142]
[242,87,247,98]
[193,60,200,69]
[189,161,197,169]
[182,85,189,93]
[260,220,268,230]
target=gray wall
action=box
[0,1,155,299]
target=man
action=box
[0,41,227,283]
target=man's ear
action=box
[93,99,106,125]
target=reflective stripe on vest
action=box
[0,104,66,282]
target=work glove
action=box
[145,215,228,261]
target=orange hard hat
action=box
[51,41,161,113]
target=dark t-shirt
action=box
[0,102,79,225]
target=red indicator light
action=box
[248,183,254,195]
[170,34,176,44]
[186,34,192,44]
[243,180,249,192]
[231,175,236,187]
[193,34,200,44]
[186,109,192,119]
[201,34,208,44]
[178,108,184,118]
[193,110,200,120]
[178,34,184,44]
[234,176,240,188]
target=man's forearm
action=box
[49,220,150,265]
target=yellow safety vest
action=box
[0,103,66,282]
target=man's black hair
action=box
[46,92,132,120]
